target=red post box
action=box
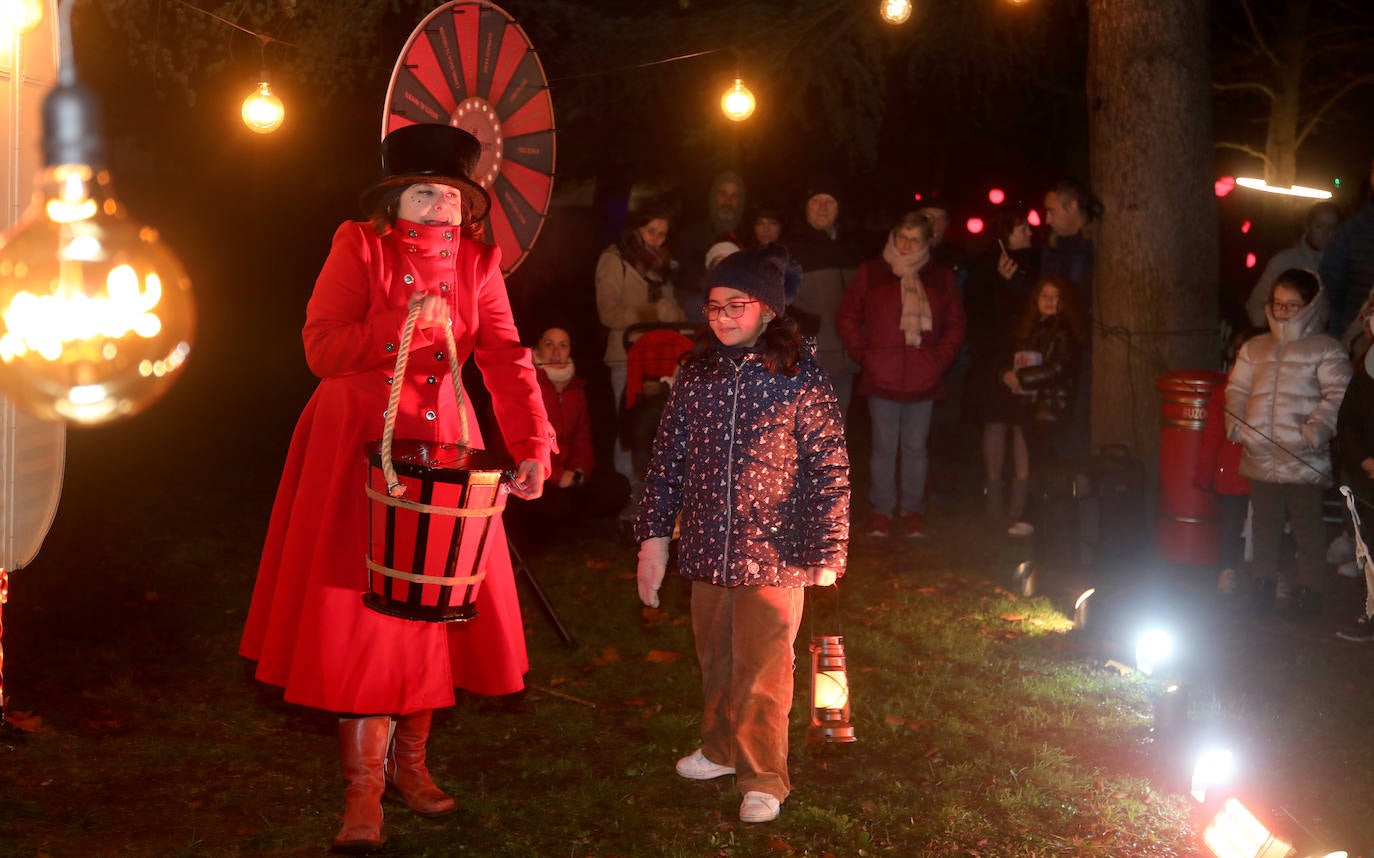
[1156,370,1227,564]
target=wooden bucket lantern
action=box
[363,303,512,623]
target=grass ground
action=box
[1,363,1372,857]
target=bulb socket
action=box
[42,83,105,170]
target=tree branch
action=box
[1297,72,1374,147]
[1213,80,1277,102]
[1239,0,1281,68]
[1214,141,1271,168]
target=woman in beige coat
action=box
[596,210,685,479]
[1225,268,1351,613]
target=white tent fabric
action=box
[0,6,63,572]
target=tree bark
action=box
[1087,0,1218,466]
[1263,0,1308,188]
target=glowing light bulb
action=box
[988,188,1006,205]
[0,165,195,424]
[720,78,755,122]
[966,217,985,234]
[880,0,912,24]
[241,81,285,134]
[0,0,42,33]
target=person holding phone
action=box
[963,209,1038,522]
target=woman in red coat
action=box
[239,124,553,853]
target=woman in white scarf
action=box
[837,212,967,539]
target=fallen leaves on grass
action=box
[589,648,621,666]
[4,709,50,734]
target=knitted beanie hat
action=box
[705,243,802,318]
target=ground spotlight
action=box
[1203,798,1292,858]
[1135,627,1175,676]
[1073,588,1094,629]
[1191,747,1235,802]
[1154,682,1188,735]
[1012,560,1034,597]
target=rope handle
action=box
[381,301,468,498]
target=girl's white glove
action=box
[637,536,671,607]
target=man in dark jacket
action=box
[788,180,860,416]
[838,212,966,538]
[1322,155,1374,339]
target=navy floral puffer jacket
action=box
[633,342,850,587]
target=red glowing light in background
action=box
[1245,252,1257,269]
[966,217,985,234]
[913,192,923,201]
[988,188,1006,205]
[1027,209,1042,227]
[1241,220,1252,234]
[1215,176,1236,197]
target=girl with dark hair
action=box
[634,243,849,825]
[1226,268,1351,614]
[1002,275,1087,537]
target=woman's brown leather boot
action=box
[385,709,457,817]
[332,717,390,853]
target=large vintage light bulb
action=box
[720,77,755,122]
[241,80,284,134]
[0,2,195,426]
[0,166,194,423]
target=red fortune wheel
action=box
[383,0,555,274]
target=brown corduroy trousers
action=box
[690,581,806,802]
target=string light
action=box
[720,77,755,121]
[241,80,284,134]
[880,0,912,24]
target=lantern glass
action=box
[807,635,856,744]
[0,165,195,424]
[242,81,285,134]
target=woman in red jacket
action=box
[239,124,553,853]
[837,212,966,538]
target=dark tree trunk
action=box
[1087,0,1218,465]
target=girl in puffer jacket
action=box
[1001,275,1087,537]
[633,244,850,825]
[1226,268,1352,613]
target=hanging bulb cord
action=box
[56,0,75,86]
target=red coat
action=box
[837,258,966,401]
[538,371,594,481]
[239,220,554,714]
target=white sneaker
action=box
[1337,561,1361,579]
[675,749,735,780]
[1007,521,1034,537]
[739,791,781,822]
[1217,568,1238,595]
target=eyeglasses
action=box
[705,300,759,320]
[1270,300,1306,312]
